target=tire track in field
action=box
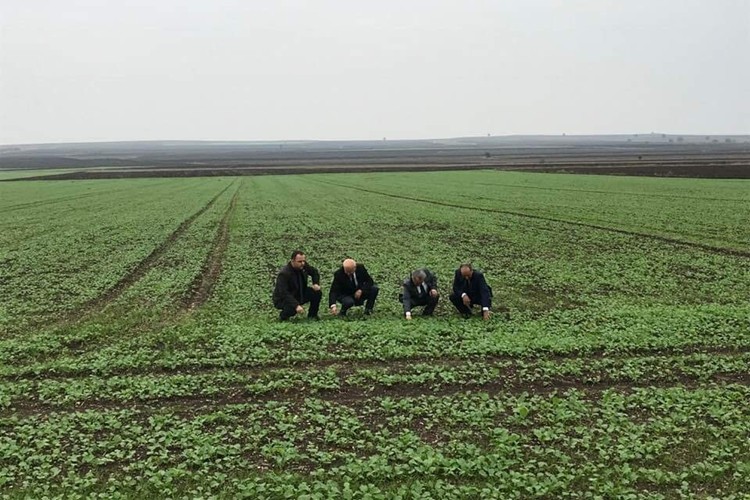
[64,180,236,322]
[182,182,241,311]
[317,180,750,258]
[0,181,236,349]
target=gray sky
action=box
[1,0,748,144]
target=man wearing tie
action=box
[400,268,439,320]
[449,263,493,320]
[329,258,379,317]
[272,250,322,321]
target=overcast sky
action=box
[1,0,748,144]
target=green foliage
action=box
[0,171,748,497]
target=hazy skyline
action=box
[1,0,748,145]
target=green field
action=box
[0,169,80,181]
[1,170,749,498]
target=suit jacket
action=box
[400,269,437,313]
[329,264,375,306]
[452,269,492,307]
[272,262,320,308]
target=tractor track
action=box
[182,182,241,311]
[52,180,236,326]
[318,180,750,259]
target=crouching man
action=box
[449,263,493,320]
[272,250,322,321]
[400,268,439,320]
[329,258,379,317]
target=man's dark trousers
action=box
[449,292,489,316]
[338,285,379,316]
[279,287,322,321]
[404,294,439,316]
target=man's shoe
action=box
[364,309,372,316]
[462,313,472,320]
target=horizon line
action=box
[3,131,750,148]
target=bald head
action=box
[343,258,357,275]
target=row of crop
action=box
[2,301,747,380]
[1,385,748,497]
[2,351,748,411]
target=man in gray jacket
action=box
[399,268,439,320]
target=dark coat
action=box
[273,262,320,309]
[329,264,375,306]
[451,269,492,307]
[400,269,438,313]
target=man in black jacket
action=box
[449,263,493,320]
[272,250,322,321]
[329,258,379,317]
[400,268,439,320]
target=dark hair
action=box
[459,263,473,271]
[290,250,305,260]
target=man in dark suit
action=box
[449,263,493,320]
[329,258,379,317]
[400,268,439,320]
[272,250,322,321]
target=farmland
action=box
[1,170,749,498]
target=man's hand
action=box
[354,289,363,300]
[295,305,304,315]
[330,304,338,316]
[482,310,491,321]
[311,284,321,292]
[462,294,471,307]
[429,289,439,298]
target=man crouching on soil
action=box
[400,268,439,320]
[329,258,379,317]
[273,250,322,321]
[449,263,493,320]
